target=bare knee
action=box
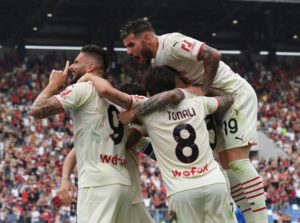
[219,145,251,169]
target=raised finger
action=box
[63,60,70,74]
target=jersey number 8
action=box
[173,124,198,164]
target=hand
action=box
[118,109,135,125]
[48,61,70,90]
[57,178,74,205]
[185,85,205,96]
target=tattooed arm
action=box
[30,92,64,119]
[30,62,70,119]
[118,89,185,125]
[133,88,184,117]
[208,88,234,113]
[198,44,221,95]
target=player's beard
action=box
[140,42,153,66]
[69,69,84,84]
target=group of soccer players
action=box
[30,18,268,223]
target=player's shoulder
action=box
[161,32,186,45]
[74,81,96,92]
[73,81,94,88]
[68,81,96,99]
[182,92,212,106]
[165,32,186,39]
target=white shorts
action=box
[215,81,258,153]
[77,184,131,223]
[131,202,154,223]
[168,183,237,223]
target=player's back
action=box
[141,96,225,196]
[154,33,246,93]
[58,82,131,189]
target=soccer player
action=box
[29,45,132,223]
[119,66,237,223]
[120,18,267,223]
[58,84,154,223]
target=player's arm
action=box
[58,148,76,205]
[198,44,221,95]
[208,88,234,113]
[78,73,132,110]
[30,96,64,119]
[30,61,69,119]
[128,132,156,161]
[126,127,143,152]
[133,88,184,118]
[119,88,185,124]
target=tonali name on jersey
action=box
[167,107,196,121]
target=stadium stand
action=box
[0,50,300,222]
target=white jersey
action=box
[54,82,130,189]
[153,33,245,93]
[126,151,144,204]
[126,137,151,204]
[136,91,225,196]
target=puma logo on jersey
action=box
[235,136,244,142]
[167,108,196,121]
[173,41,179,47]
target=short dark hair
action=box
[81,45,109,71]
[119,83,146,96]
[144,66,177,96]
[120,18,155,40]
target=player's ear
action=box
[87,63,96,72]
[146,91,151,97]
[143,32,152,44]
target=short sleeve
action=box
[202,96,219,115]
[54,82,94,111]
[167,33,205,62]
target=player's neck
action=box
[152,35,159,58]
[91,70,105,78]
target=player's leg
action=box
[77,185,131,223]
[130,203,154,223]
[210,115,237,216]
[168,188,205,223]
[217,83,268,223]
[168,184,237,223]
[77,187,90,223]
[112,184,132,223]
[226,161,253,223]
[203,183,238,223]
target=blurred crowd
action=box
[0,50,300,222]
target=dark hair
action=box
[81,45,109,71]
[144,66,177,96]
[119,83,146,96]
[120,18,155,40]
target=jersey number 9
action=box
[107,105,124,145]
